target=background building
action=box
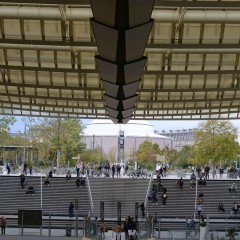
[157,129,195,151]
[83,120,174,163]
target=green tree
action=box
[23,118,86,166]
[191,120,239,166]
[176,145,192,168]
[0,116,16,145]
[81,147,104,164]
[159,146,178,168]
[136,140,161,168]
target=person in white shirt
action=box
[128,228,138,240]
[196,204,203,217]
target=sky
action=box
[10,117,240,137]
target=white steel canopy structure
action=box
[0,0,240,121]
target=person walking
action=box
[23,162,27,175]
[76,161,80,177]
[196,204,203,217]
[20,173,25,189]
[138,202,145,217]
[123,165,129,175]
[162,192,168,205]
[68,202,74,218]
[29,165,33,175]
[112,165,116,178]
[0,216,6,235]
[116,164,121,178]
[6,163,11,174]
[232,202,238,215]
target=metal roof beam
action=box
[1,81,239,93]
[154,0,240,8]
[1,6,240,23]
[1,98,238,112]
[1,64,240,75]
[2,0,240,8]
[1,38,239,50]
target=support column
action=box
[100,201,104,221]
[117,202,121,225]
[135,202,138,222]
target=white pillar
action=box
[135,161,138,171]
[41,170,43,207]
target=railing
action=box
[86,174,94,215]
[0,212,87,237]
[144,171,153,212]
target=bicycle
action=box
[128,170,148,179]
[93,170,109,178]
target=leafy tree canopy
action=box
[21,117,86,166]
[191,120,239,166]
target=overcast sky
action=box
[10,117,240,136]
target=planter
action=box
[200,226,207,240]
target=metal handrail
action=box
[86,174,94,215]
[144,171,153,212]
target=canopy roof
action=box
[0,0,240,121]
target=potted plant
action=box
[199,222,207,240]
[226,228,238,240]
[200,222,206,227]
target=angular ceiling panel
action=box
[102,80,119,98]
[105,95,119,109]
[90,0,116,27]
[95,57,118,84]
[106,107,119,118]
[125,20,153,62]
[122,107,135,118]
[122,95,137,110]
[123,81,141,98]
[91,20,118,62]
[124,58,147,84]
[129,0,155,28]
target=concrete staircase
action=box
[0,175,90,216]
[1,175,240,232]
[147,178,240,230]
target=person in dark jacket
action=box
[26,186,35,196]
[138,202,145,217]
[68,202,74,217]
[48,170,53,178]
[0,216,6,235]
[112,165,116,178]
[20,173,25,189]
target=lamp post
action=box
[212,126,215,163]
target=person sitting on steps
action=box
[66,171,71,181]
[176,177,183,189]
[229,183,237,192]
[44,174,50,186]
[26,185,35,196]
[218,202,225,212]
[198,191,204,204]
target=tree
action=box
[177,145,192,168]
[0,116,16,145]
[136,140,161,168]
[159,146,178,168]
[23,117,86,166]
[80,147,104,164]
[190,120,239,166]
